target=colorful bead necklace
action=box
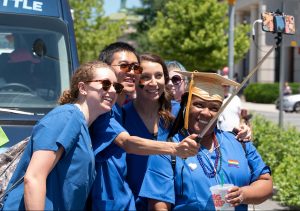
[179,128,222,178]
[196,133,222,178]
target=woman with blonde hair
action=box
[2,61,123,210]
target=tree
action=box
[145,0,250,71]
[69,0,124,63]
[131,0,170,52]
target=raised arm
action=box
[24,147,64,210]
[113,132,199,158]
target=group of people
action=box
[2,42,273,211]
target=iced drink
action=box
[209,184,234,211]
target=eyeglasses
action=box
[170,75,183,85]
[85,79,124,94]
[111,63,143,74]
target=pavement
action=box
[241,101,278,113]
[249,199,290,210]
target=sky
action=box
[103,0,142,16]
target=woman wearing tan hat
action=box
[139,72,273,210]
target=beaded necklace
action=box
[179,128,222,178]
[196,133,222,178]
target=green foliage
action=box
[133,0,170,32]
[275,155,300,207]
[243,83,279,103]
[131,0,170,53]
[244,83,300,103]
[251,115,300,207]
[69,0,124,63]
[140,0,250,71]
[290,83,300,94]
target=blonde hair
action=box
[58,61,114,105]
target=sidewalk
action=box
[249,199,290,210]
[241,100,278,113]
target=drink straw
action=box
[220,172,224,187]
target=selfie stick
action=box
[195,45,276,143]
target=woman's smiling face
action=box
[188,95,222,135]
[136,60,165,101]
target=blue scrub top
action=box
[123,101,178,210]
[3,104,95,210]
[111,103,123,124]
[139,129,271,211]
[171,100,180,117]
[90,112,136,211]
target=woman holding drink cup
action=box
[139,72,273,210]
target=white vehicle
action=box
[276,94,300,113]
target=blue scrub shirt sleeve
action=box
[245,142,271,183]
[90,112,127,161]
[139,154,175,205]
[32,108,83,156]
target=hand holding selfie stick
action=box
[195,45,276,143]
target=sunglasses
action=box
[111,63,143,74]
[170,75,183,85]
[85,79,124,94]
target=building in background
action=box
[235,0,300,83]
[107,0,141,47]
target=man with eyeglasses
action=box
[99,42,142,122]
[89,42,199,211]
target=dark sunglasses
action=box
[112,63,143,74]
[171,75,183,85]
[85,79,124,94]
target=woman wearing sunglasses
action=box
[165,60,188,103]
[1,61,123,210]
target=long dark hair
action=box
[167,92,189,138]
[140,53,174,128]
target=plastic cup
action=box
[209,184,234,211]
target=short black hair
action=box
[98,42,140,65]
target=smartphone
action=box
[262,12,274,32]
[285,15,296,35]
[274,15,285,33]
[261,12,296,35]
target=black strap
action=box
[230,130,254,174]
[231,129,247,154]
[167,137,176,172]
[241,141,246,153]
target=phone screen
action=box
[285,15,296,35]
[274,15,285,33]
[262,12,274,32]
[262,12,296,35]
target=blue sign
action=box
[0,0,60,17]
